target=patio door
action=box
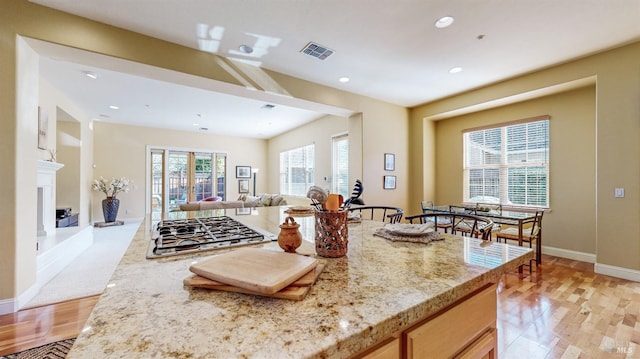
[149,148,227,219]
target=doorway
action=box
[149,148,227,221]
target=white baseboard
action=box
[594,263,640,282]
[541,245,596,263]
[0,298,17,315]
[542,245,640,282]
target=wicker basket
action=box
[314,210,349,257]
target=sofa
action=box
[178,193,295,211]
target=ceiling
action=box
[30,0,640,139]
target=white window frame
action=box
[279,144,315,196]
[463,116,550,210]
[331,133,349,196]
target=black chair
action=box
[420,200,453,233]
[496,211,543,248]
[348,206,404,223]
[406,212,494,241]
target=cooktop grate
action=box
[147,216,275,258]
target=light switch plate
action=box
[615,188,625,198]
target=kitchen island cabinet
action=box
[68,207,532,358]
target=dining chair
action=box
[449,205,481,237]
[472,202,503,238]
[495,211,544,269]
[420,201,453,233]
[406,213,494,241]
[348,206,404,223]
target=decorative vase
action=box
[102,197,120,223]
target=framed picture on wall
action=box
[236,166,251,178]
[383,175,396,190]
[238,179,250,193]
[38,106,48,150]
[384,153,395,171]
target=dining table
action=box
[426,204,542,266]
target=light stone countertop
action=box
[68,206,533,358]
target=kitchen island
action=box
[68,206,533,358]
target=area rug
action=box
[0,338,75,359]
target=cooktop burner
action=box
[147,216,276,258]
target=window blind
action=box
[280,144,315,196]
[463,117,549,208]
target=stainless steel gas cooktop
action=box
[147,216,276,258]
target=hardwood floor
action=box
[0,255,638,357]
[498,255,640,358]
[0,295,99,356]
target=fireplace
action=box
[37,160,64,236]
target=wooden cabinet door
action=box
[405,285,496,359]
[359,337,400,359]
[455,328,497,359]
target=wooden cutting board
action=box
[188,247,318,294]
[183,263,325,301]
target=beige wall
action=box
[93,122,267,220]
[412,41,640,272]
[433,87,596,254]
[267,114,348,194]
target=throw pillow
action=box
[259,193,272,206]
[271,195,284,206]
[237,194,247,201]
[243,195,261,207]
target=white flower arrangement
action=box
[91,176,130,198]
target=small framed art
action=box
[38,106,48,150]
[383,175,396,190]
[236,166,251,178]
[238,179,250,193]
[384,153,395,171]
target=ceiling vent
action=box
[262,104,276,109]
[300,42,334,60]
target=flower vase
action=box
[102,197,120,223]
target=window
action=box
[463,116,549,208]
[331,134,349,196]
[280,144,315,195]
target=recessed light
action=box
[83,71,98,79]
[435,16,454,28]
[109,105,119,110]
[449,67,463,74]
[339,77,350,83]
[238,44,254,54]
[262,104,276,109]
[192,123,200,126]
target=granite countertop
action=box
[68,206,533,358]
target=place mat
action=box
[382,223,435,237]
[374,227,443,244]
[184,263,326,301]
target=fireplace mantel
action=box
[37,160,64,236]
[38,160,64,173]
